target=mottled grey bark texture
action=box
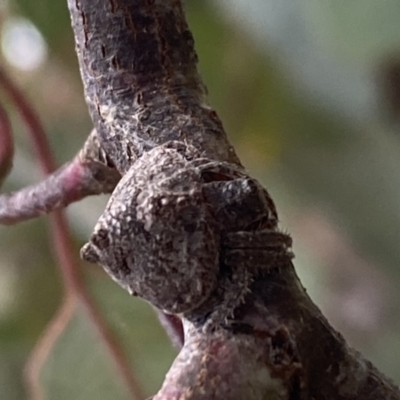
[69,0,240,173]
[65,1,400,398]
[0,0,399,398]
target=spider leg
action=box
[202,178,278,232]
[222,229,294,274]
[223,230,293,250]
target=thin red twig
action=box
[24,295,77,400]
[0,101,13,184]
[0,66,145,400]
[0,68,54,173]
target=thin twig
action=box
[0,158,107,224]
[0,66,145,400]
[0,68,54,173]
[0,102,13,185]
[24,295,77,400]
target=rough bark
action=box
[69,0,240,173]
[1,0,399,399]
[65,1,400,399]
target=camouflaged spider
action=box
[80,141,291,315]
[1,132,291,317]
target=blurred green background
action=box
[1,0,400,398]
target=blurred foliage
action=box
[40,271,175,399]
[12,0,76,64]
[1,0,400,398]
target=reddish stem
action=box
[24,295,77,400]
[0,66,145,400]
[0,102,13,185]
[0,67,54,173]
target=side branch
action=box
[0,151,120,224]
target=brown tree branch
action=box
[67,0,241,172]
[0,0,399,399]
[65,1,400,399]
[156,261,399,399]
